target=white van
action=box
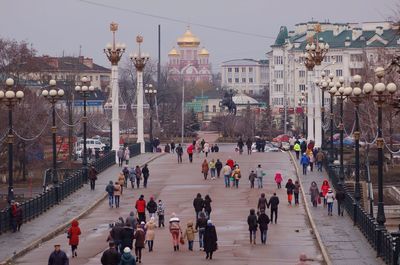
[75,138,106,157]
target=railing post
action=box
[353,202,357,226]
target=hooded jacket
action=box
[184,221,196,241]
[146,199,157,214]
[68,220,81,246]
[119,252,136,265]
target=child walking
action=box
[274,172,283,189]
[157,199,165,228]
[183,221,197,251]
[285,178,295,206]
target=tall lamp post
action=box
[328,81,340,163]
[130,35,150,154]
[104,22,126,163]
[0,78,24,203]
[144,84,157,142]
[41,80,64,185]
[316,72,335,149]
[362,67,397,230]
[75,77,95,182]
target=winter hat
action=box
[140,221,145,225]
[328,189,333,192]
[124,247,131,253]
[207,219,212,225]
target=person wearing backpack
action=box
[247,209,258,245]
[105,181,115,208]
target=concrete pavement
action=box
[14,145,322,265]
[290,152,385,265]
[0,152,160,264]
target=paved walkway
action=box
[0,152,159,264]
[291,152,385,265]
[14,146,322,265]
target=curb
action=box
[287,151,332,265]
[1,153,165,265]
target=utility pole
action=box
[283,47,287,134]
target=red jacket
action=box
[187,145,194,154]
[68,220,81,246]
[136,199,146,213]
[321,181,330,196]
[226,159,234,169]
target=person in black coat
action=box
[101,241,121,265]
[146,197,158,219]
[204,220,218,260]
[257,209,270,244]
[268,193,280,224]
[110,222,124,253]
[193,193,204,221]
[141,164,150,188]
[204,195,212,218]
[247,209,258,245]
[120,223,134,251]
[215,159,223,178]
[48,244,69,265]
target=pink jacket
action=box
[274,173,283,184]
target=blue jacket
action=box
[300,155,310,166]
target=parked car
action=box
[272,134,290,143]
[281,142,290,151]
[77,138,106,151]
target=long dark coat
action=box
[204,225,218,252]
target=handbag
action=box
[319,192,323,197]
[318,197,322,204]
[179,235,185,245]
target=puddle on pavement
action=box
[86,223,110,239]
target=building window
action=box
[325,70,330,76]
[274,70,283,79]
[242,78,246,83]
[249,90,253,95]
[235,67,239,73]
[299,70,305,78]
[299,84,306,91]
[336,69,343,76]
[95,76,99,81]
[205,105,209,112]
[350,54,363,62]
[242,67,246,72]
[323,56,331,63]
[228,78,232,83]
[249,78,253,83]
[274,84,283,92]
[212,105,216,112]
[336,55,343,63]
[274,56,283,65]
[249,67,253,72]
[228,67,232,72]
[235,78,239,83]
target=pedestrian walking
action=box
[146,197,157,219]
[183,220,196,251]
[285,178,295,206]
[294,142,301,160]
[300,153,310,175]
[119,247,136,265]
[274,172,283,189]
[134,224,145,263]
[67,220,81,258]
[88,165,98,190]
[122,167,129,188]
[308,153,315,172]
[135,166,142,189]
[248,170,256,189]
[135,195,146,223]
[247,209,258,245]
[169,213,182,251]
[268,193,279,224]
[326,189,335,216]
[335,187,345,216]
[204,220,218,260]
[187,144,194,163]
[321,179,330,207]
[246,138,252,155]
[196,211,207,250]
[258,209,270,244]
[120,222,134,251]
[157,199,165,228]
[125,212,137,232]
[204,195,212,218]
[129,167,136,189]
[14,202,23,232]
[316,149,324,172]
[117,148,124,167]
[124,148,130,165]
[209,159,216,179]
[300,140,307,154]
[213,144,219,152]
[106,181,115,208]
[255,164,265,189]
[110,222,124,253]
[193,193,204,221]
[101,241,121,265]
[201,159,209,180]
[237,137,244,155]
[141,164,149,188]
[203,142,210,157]
[215,159,223,178]
[48,244,69,265]
[118,173,125,195]
[222,163,232,188]
[231,165,241,188]
[176,144,183,163]
[170,141,176,153]
[309,181,320,207]
[145,217,156,252]
[294,180,301,205]
[10,201,18,232]
[257,193,268,213]
[114,182,122,208]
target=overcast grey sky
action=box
[0,0,398,71]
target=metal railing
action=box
[0,142,148,234]
[326,164,400,265]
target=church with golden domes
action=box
[168,27,212,82]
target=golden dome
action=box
[198,47,209,56]
[168,47,180,56]
[177,27,200,47]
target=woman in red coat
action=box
[320,180,330,208]
[68,220,81,257]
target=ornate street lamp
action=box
[363,67,398,229]
[298,92,307,137]
[41,80,64,187]
[104,22,125,163]
[328,80,339,163]
[0,78,24,203]
[74,77,96,182]
[130,35,150,154]
[304,36,330,69]
[144,84,157,142]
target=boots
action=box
[174,246,177,251]
[177,245,180,251]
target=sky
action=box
[0,0,398,72]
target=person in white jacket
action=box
[325,189,335,216]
